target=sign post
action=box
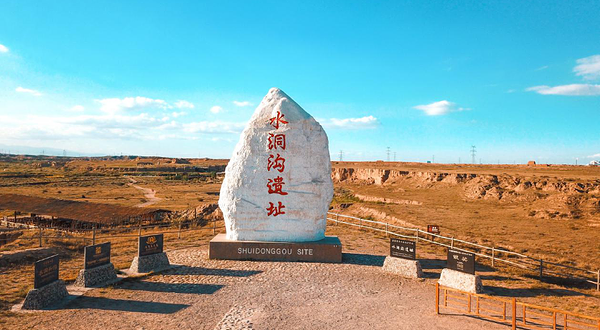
[447,249,476,275]
[34,255,59,289]
[390,238,416,260]
[84,242,111,269]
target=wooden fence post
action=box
[38,227,43,247]
[435,282,439,314]
[539,259,543,279]
[385,223,389,237]
[597,270,599,291]
[491,247,495,268]
[138,217,142,237]
[178,221,182,240]
[512,298,517,330]
[213,219,216,235]
[451,237,454,248]
[92,227,96,245]
[415,229,419,242]
[335,213,338,226]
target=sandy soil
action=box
[127,176,162,208]
[11,247,508,330]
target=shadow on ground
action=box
[342,253,385,266]
[61,296,189,314]
[163,266,262,277]
[485,286,587,298]
[118,281,224,294]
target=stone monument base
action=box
[438,268,483,293]
[22,280,68,310]
[129,252,170,273]
[209,234,342,263]
[74,263,118,287]
[382,256,423,278]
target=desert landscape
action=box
[1,155,599,329]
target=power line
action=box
[470,145,476,164]
[386,147,390,162]
[339,150,343,161]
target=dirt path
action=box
[13,247,507,330]
[127,177,161,208]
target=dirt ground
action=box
[3,239,508,330]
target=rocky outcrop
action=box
[331,167,600,219]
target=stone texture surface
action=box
[219,88,333,242]
[74,263,118,287]
[214,306,257,330]
[382,256,423,278]
[21,279,68,310]
[14,246,508,330]
[438,268,483,293]
[129,252,170,273]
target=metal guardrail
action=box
[327,212,600,290]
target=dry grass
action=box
[1,157,599,324]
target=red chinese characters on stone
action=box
[268,133,286,150]
[267,176,288,195]
[267,154,285,172]
[266,201,286,217]
[268,111,288,129]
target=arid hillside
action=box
[330,161,600,271]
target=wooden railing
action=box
[327,212,600,290]
[436,283,600,330]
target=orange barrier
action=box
[435,283,600,330]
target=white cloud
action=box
[320,116,379,129]
[174,100,195,109]
[0,44,8,53]
[574,55,600,80]
[181,121,245,134]
[15,86,42,96]
[210,106,223,114]
[535,65,549,71]
[413,100,466,116]
[68,105,85,112]
[233,100,252,107]
[97,96,170,114]
[526,84,600,96]
[171,111,186,118]
[587,153,600,159]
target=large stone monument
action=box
[210,88,341,262]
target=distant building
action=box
[527,161,536,166]
[589,160,599,166]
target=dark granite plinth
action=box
[209,234,342,263]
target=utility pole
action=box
[339,150,343,161]
[63,149,67,157]
[386,147,390,162]
[470,145,476,164]
[576,158,578,166]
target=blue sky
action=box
[0,0,599,163]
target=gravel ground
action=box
[11,246,509,330]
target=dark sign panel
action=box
[427,225,440,234]
[84,242,111,269]
[447,249,475,274]
[390,238,416,260]
[34,255,59,289]
[139,234,163,257]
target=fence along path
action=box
[2,213,598,289]
[326,212,600,291]
[436,283,600,330]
